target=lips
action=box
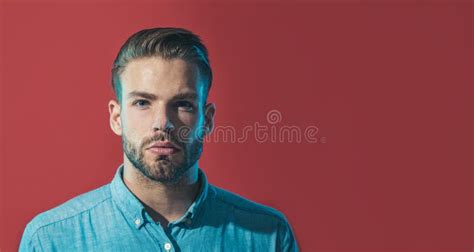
[146,141,180,155]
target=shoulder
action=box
[22,184,112,238]
[206,184,299,250]
[209,184,289,224]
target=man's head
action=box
[108,27,215,184]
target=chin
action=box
[145,160,182,183]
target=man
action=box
[20,27,299,251]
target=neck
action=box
[122,157,200,226]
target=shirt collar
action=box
[110,164,210,229]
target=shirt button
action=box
[164,243,172,250]
[134,219,141,225]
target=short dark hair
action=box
[111,27,212,103]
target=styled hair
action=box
[111,27,212,103]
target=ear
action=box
[203,102,216,136]
[108,99,122,136]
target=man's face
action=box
[109,56,215,184]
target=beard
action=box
[122,132,203,184]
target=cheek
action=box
[176,111,203,128]
[174,112,204,139]
[122,110,153,137]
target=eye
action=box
[132,99,150,109]
[176,101,194,112]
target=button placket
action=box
[141,211,180,252]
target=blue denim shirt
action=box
[20,165,299,251]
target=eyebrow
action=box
[127,90,198,101]
[127,91,157,100]
[173,92,198,100]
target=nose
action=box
[152,105,175,133]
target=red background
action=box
[1,1,472,251]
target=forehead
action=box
[120,56,205,99]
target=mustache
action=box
[141,134,179,147]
